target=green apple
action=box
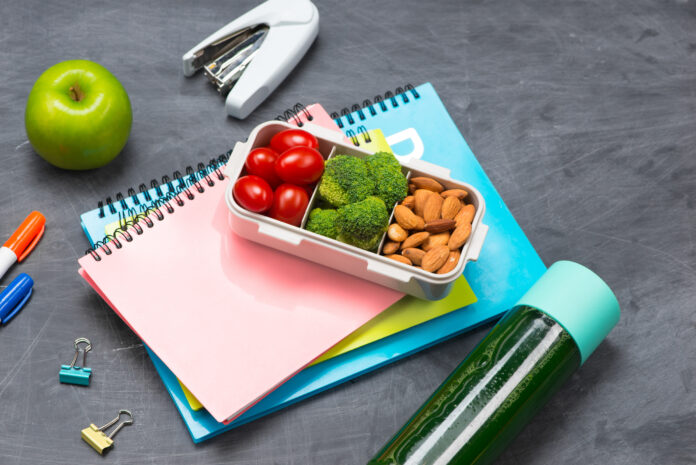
[25,60,132,170]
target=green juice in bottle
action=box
[368,261,620,465]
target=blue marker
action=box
[0,273,34,325]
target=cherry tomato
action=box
[245,147,282,188]
[270,184,309,226]
[233,175,273,213]
[270,129,319,153]
[275,146,325,185]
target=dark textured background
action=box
[0,0,695,463]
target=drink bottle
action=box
[368,261,620,465]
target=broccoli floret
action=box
[365,151,402,173]
[336,196,389,250]
[371,167,408,209]
[318,155,375,207]
[305,208,338,239]
[365,151,408,209]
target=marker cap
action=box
[3,212,45,261]
[0,273,34,324]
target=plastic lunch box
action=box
[224,121,488,300]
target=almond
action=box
[414,189,432,217]
[388,223,408,242]
[386,254,412,266]
[423,194,443,223]
[448,223,472,250]
[437,250,461,274]
[382,241,401,255]
[402,248,426,266]
[441,189,469,200]
[424,219,456,234]
[422,245,450,272]
[411,177,444,193]
[422,231,450,251]
[401,195,415,209]
[408,183,417,194]
[394,205,424,230]
[454,204,475,228]
[401,231,430,249]
[441,196,462,220]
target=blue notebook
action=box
[82,83,545,442]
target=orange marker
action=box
[0,211,45,281]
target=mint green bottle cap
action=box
[515,261,620,364]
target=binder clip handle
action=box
[70,337,92,368]
[99,409,134,439]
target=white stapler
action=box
[182,0,319,119]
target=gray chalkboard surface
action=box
[0,0,694,464]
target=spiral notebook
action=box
[78,84,544,441]
[78,173,403,422]
[83,105,477,412]
[95,123,475,415]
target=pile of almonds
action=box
[381,176,475,274]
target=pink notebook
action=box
[78,110,401,424]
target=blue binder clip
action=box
[59,338,92,386]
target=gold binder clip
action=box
[81,409,133,454]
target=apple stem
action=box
[68,84,85,102]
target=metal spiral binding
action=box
[345,125,373,147]
[86,156,228,262]
[96,153,230,218]
[275,102,314,127]
[330,84,420,129]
